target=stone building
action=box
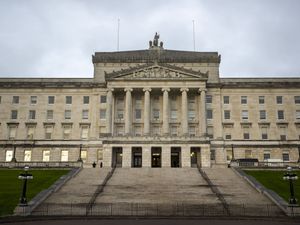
[0,35,300,168]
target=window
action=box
[207,127,214,138]
[82,110,89,119]
[295,96,300,104]
[48,96,55,104]
[207,109,213,119]
[12,96,19,104]
[45,126,53,139]
[206,95,212,104]
[29,110,36,119]
[11,110,18,119]
[188,111,196,121]
[210,149,216,160]
[282,153,290,161]
[243,133,250,139]
[189,126,196,136]
[27,126,34,139]
[259,110,266,120]
[8,126,17,139]
[261,126,268,140]
[24,150,32,162]
[66,96,72,104]
[42,150,50,162]
[65,110,71,119]
[277,110,284,120]
[135,109,142,120]
[98,149,103,160]
[47,110,53,120]
[223,96,229,104]
[226,149,232,161]
[276,96,283,104]
[63,125,72,139]
[296,110,300,120]
[116,125,124,136]
[241,110,248,120]
[153,109,160,120]
[171,126,178,136]
[241,96,247,104]
[188,96,196,110]
[258,96,265,104]
[134,126,142,136]
[279,125,287,140]
[100,95,107,103]
[5,150,13,162]
[170,110,177,120]
[117,109,124,120]
[100,109,106,120]
[225,134,231,140]
[83,96,89,104]
[80,150,87,163]
[61,150,69,162]
[280,135,286,141]
[30,96,37,104]
[224,110,230,120]
[135,96,142,108]
[81,126,89,139]
[243,125,250,140]
[263,152,271,160]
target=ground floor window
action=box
[282,153,290,161]
[61,150,69,162]
[263,151,271,161]
[43,150,50,162]
[5,150,13,162]
[24,150,32,161]
[81,150,87,163]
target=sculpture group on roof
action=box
[149,32,163,48]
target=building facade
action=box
[1,36,300,168]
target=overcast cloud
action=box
[0,0,300,78]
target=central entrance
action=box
[171,147,181,167]
[112,147,123,167]
[191,147,201,167]
[132,147,142,167]
[151,147,161,168]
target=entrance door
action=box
[151,147,161,168]
[191,147,201,167]
[132,147,142,167]
[171,147,181,167]
[112,147,123,167]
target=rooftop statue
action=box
[149,32,163,48]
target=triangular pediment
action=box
[105,63,208,81]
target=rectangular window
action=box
[276,96,283,104]
[223,96,229,104]
[116,125,124,136]
[207,126,214,138]
[189,126,196,136]
[9,126,17,139]
[65,110,71,119]
[11,110,18,119]
[170,110,177,120]
[61,150,69,162]
[82,110,89,119]
[263,152,271,160]
[206,95,212,104]
[258,96,265,104]
[30,96,37,105]
[48,96,55,104]
[243,133,250,139]
[210,149,216,160]
[47,110,53,120]
[29,110,36,119]
[188,111,196,121]
[27,126,34,139]
[261,126,268,140]
[81,126,89,139]
[134,126,142,136]
[225,134,231,140]
[188,96,196,110]
[280,135,286,141]
[63,125,71,139]
[12,96,19,104]
[135,96,142,108]
[5,150,13,162]
[295,96,300,104]
[45,126,53,139]
[66,96,72,104]
[259,110,266,120]
[153,109,160,120]
[207,109,213,119]
[241,96,247,104]
[43,150,50,162]
[282,153,290,161]
[117,109,124,120]
[245,150,252,158]
[224,110,231,120]
[135,109,142,120]
[83,96,89,104]
[24,150,32,162]
[100,95,107,103]
[241,110,248,120]
[98,149,103,160]
[100,109,106,120]
[277,110,284,120]
[296,110,300,119]
[171,126,177,136]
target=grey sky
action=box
[0,0,300,78]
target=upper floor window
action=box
[258,96,265,104]
[29,110,36,120]
[276,96,283,104]
[296,110,300,120]
[223,96,229,104]
[188,111,196,121]
[48,96,55,104]
[170,110,177,120]
[188,96,196,110]
[100,95,107,103]
[206,95,212,104]
[295,96,300,104]
[135,96,142,108]
[83,96,89,104]
[11,110,18,119]
[117,109,124,120]
[66,96,72,104]
[153,109,160,120]
[100,109,106,120]
[241,96,247,104]
[47,110,53,120]
[259,110,266,120]
[277,110,285,120]
[241,110,248,120]
[30,96,37,105]
[224,110,231,120]
[65,110,71,119]
[206,109,213,119]
[12,96,19,104]
[261,126,268,140]
[82,110,89,119]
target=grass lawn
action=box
[244,170,300,203]
[0,169,70,216]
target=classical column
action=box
[124,88,133,135]
[180,88,189,136]
[143,88,151,135]
[106,88,114,135]
[162,88,170,135]
[199,88,207,137]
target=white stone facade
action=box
[0,39,300,168]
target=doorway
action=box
[171,147,181,167]
[191,147,201,167]
[151,147,161,168]
[112,147,123,167]
[132,147,142,168]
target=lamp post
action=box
[231,144,235,160]
[78,144,83,162]
[283,166,298,205]
[11,145,17,162]
[18,166,33,206]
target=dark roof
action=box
[92,49,220,63]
